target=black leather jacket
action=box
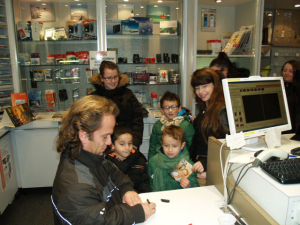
[52,149,145,225]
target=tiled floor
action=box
[0,188,54,225]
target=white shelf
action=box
[108,34,179,40]
[197,54,255,58]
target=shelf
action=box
[18,39,97,45]
[131,83,180,85]
[20,63,90,67]
[197,54,255,58]
[118,63,179,65]
[107,34,179,40]
[0,97,10,101]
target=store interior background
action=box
[0,0,300,224]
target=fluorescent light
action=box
[140,6,144,8]
[158,0,163,2]
[176,7,179,9]
[215,0,222,2]
[124,0,129,2]
[65,5,68,6]
[42,3,46,5]
[295,4,300,7]
[154,5,158,7]
[77,4,81,5]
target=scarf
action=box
[160,115,185,131]
[152,147,190,192]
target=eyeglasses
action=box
[102,75,119,81]
[162,105,179,110]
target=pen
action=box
[147,199,150,204]
[289,154,297,158]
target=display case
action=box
[12,0,183,112]
[0,0,14,113]
[14,0,97,111]
[196,0,263,76]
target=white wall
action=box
[197,5,235,50]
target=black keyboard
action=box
[260,158,300,184]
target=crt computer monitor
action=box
[222,77,291,149]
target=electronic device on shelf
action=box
[260,158,300,184]
[222,76,291,151]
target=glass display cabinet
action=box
[13,0,183,112]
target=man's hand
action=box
[141,202,156,221]
[122,191,142,206]
[192,161,204,174]
[180,177,190,189]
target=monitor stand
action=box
[241,136,268,152]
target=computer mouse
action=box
[290,147,300,156]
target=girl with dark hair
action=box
[189,68,229,174]
[210,52,250,78]
[281,60,300,133]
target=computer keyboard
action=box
[260,158,300,184]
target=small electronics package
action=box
[106,20,122,35]
[121,20,139,35]
[130,17,153,35]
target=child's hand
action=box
[192,161,204,174]
[180,177,190,189]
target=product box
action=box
[106,20,122,35]
[130,17,153,35]
[67,20,83,39]
[17,21,32,41]
[121,20,139,35]
[32,22,43,41]
[31,53,40,65]
[207,40,221,55]
[19,53,31,65]
[160,20,177,35]
[83,19,97,39]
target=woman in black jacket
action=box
[281,60,300,133]
[90,61,144,149]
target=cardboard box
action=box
[106,20,122,35]
[17,21,32,41]
[32,22,43,41]
[130,17,153,35]
[121,20,139,35]
[160,20,177,35]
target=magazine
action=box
[1,103,36,127]
[169,158,193,182]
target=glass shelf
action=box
[197,54,255,58]
[107,34,180,40]
[20,64,90,67]
[18,39,97,44]
[118,63,179,65]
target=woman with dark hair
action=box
[281,60,300,133]
[189,68,229,174]
[210,52,250,78]
[90,60,144,149]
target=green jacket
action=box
[148,146,199,192]
[148,114,195,161]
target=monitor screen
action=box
[222,77,291,140]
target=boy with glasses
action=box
[90,61,144,150]
[148,91,195,160]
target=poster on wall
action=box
[201,8,216,32]
[30,3,55,22]
[118,3,134,20]
[147,6,170,22]
[70,3,88,20]
[89,51,116,70]
[0,146,13,190]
